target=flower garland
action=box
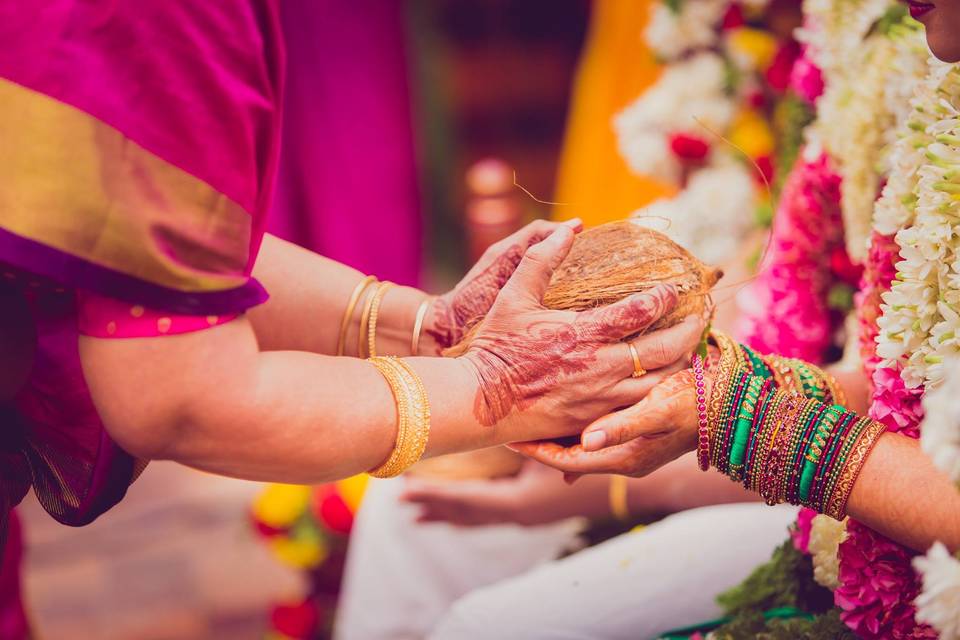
[635,163,757,265]
[914,542,960,640]
[920,361,960,485]
[735,150,844,361]
[876,60,960,389]
[615,0,799,265]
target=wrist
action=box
[376,285,434,356]
[406,356,499,457]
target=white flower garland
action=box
[876,60,960,389]
[816,27,927,261]
[632,163,756,265]
[914,542,960,640]
[644,0,729,61]
[798,0,892,82]
[920,359,960,485]
[808,515,848,589]
[614,52,735,184]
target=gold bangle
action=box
[609,475,630,522]
[338,276,377,356]
[411,297,433,356]
[368,356,431,478]
[357,283,380,359]
[367,282,394,358]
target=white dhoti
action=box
[334,477,584,640]
[430,503,798,640]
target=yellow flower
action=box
[270,532,329,569]
[335,475,369,513]
[252,484,312,529]
[729,110,775,160]
[726,28,778,71]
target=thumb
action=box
[503,225,577,304]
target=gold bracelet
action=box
[411,297,433,356]
[357,282,380,359]
[368,356,431,478]
[367,282,394,358]
[609,475,630,522]
[338,276,377,357]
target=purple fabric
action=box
[0,1,284,539]
[0,0,284,219]
[0,228,268,316]
[0,510,27,640]
[269,0,422,286]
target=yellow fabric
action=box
[552,0,676,226]
[0,78,252,292]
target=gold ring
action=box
[628,342,646,378]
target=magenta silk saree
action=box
[0,1,284,538]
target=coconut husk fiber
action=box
[444,220,723,357]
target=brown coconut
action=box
[444,220,722,357]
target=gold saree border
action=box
[0,77,253,293]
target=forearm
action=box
[632,453,760,515]
[80,318,509,484]
[248,234,436,356]
[827,366,871,415]
[847,433,960,552]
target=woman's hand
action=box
[423,219,578,354]
[401,462,611,526]
[512,368,706,478]
[457,223,706,442]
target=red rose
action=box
[754,155,775,186]
[669,132,711,162]
[720,3,745,30]
[251,514,288,539]
[271,599,322,639]
[765,40,801,93]
[313,486,355,535]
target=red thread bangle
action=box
[693,353,710,471]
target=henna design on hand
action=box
[466,286,678,426]
[427,244,527,351]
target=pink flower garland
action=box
[830,230,933,638]
[736,152,843,361]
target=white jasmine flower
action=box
[914,542,960,639]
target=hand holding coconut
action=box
[453,221,714,445]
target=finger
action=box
[511,440,627,475]
[580,393,679,452]
[481,219,556,263]
[563,472,582,485]
[502,225,578,304]
[607,314,705,378]
[606,359,686,405]
[577,284,679,341]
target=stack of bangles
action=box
[336,276,434,359]
[700,330,887,520]
[338,276,435,478]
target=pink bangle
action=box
[693,353,710,471]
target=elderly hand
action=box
[423,219,577,354]
[454,222,706,444]
[511,368,707,478]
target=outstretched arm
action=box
[80,226,705,485]
[517,364,960,553]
